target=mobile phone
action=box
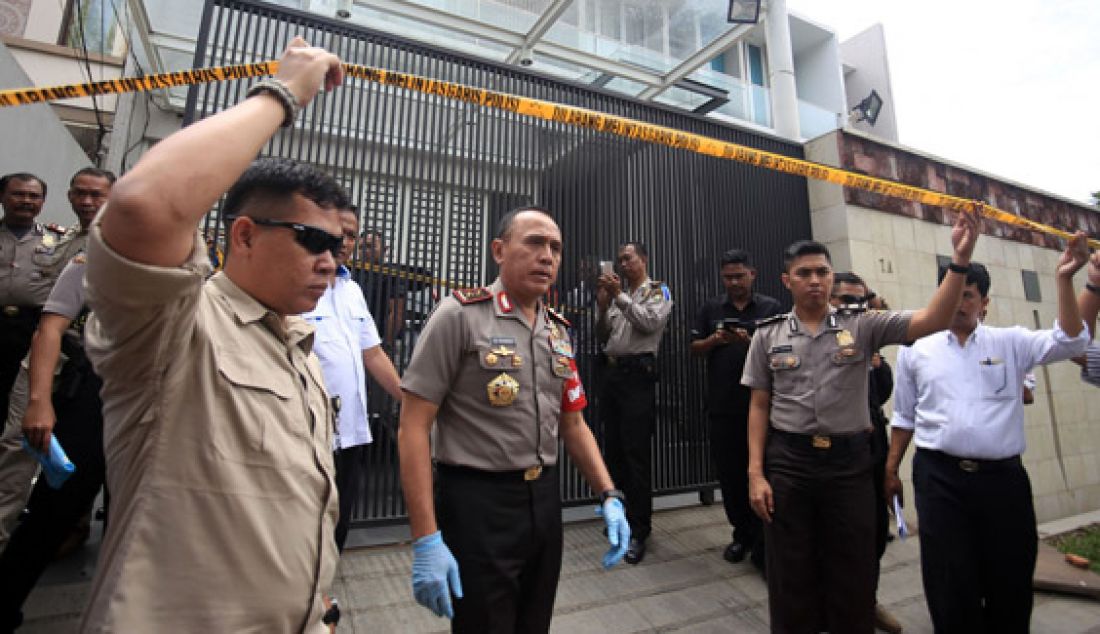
[599,260,614,276]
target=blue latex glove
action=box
[596,498,630,568]
[21,436,75,489]
[411,531,463,618]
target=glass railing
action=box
[798,99,841,139]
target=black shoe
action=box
[624,537,646,565]
[723,541,748,563]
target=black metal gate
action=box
[187,0,811,527]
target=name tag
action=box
[770,345,793,353]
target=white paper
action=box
[893,495,908,540]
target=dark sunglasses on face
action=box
[245,217,342,258]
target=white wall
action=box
[0,41,93,226]
[840,24,899,143]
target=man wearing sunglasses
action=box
[887,236,1090,632]
[78,38,347,632]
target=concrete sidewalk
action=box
[18,501,1100,632]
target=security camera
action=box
[518,49,534,67]
[336,0,351,18]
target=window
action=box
[59,0,120,57]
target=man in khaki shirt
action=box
[398,207,630,631]
[79,39,346,632]
[741,210,978,633]
[595,241,672,564]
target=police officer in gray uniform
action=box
[742,210,978,633]
[596,241,672,564]
[0,173,68,422]
[398,207,630,632]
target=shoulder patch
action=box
[453,287,492,304]
[547,306,572,328]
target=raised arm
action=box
[905,209,979,340]
[100,38,343,266]
[1053,231,1090,339]
[1079,252,1100,340]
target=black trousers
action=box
[600,366,655,540]
[913,449,1036,633]
[0,373,104,632]
[871,452,889,598]
[332,442,371,552]
[436,464,563,634]
[0,311,39,420]
[708,412,762,552]
[333,444,368,552]
[764,431,876,634]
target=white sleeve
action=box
[890,345,917,430]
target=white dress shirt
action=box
[303,266,381,449]
[892,320,1088,459]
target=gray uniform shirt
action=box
[43,258,86,319]
[742,309,912,435]
[0,222,70,306]
[401,278,587,471]
[597,277,673,355]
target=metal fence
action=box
[187,0,812,527]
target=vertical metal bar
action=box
[183,0,218,126]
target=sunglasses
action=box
[245,217,342,258]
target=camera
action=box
[722,317,756,335]
[518,49,534,67]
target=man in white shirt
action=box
[886,232,1090,632]
[305,204,402,551]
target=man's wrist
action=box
[600,488,625,504]
[947,261,970,274]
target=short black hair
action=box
[783,240,831,271]
[70,167,116,187]
[720,249,753,268]
[495,205,554,239]
[832,271,866,291]
[938,261,991,297]
[222,157,348,226]
[619,241,648,259]
[0,172,47,198]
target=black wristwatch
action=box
[600,489,625,504]
[947,262,970,275]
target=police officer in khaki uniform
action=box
[399,207,630,632]
[0,168,114,552]
[0,173,64,418]
[596,241,672,564]
[742,212,978,634]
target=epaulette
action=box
[44,223,66,235]
[547,306,572,328]
[755,313,789,328]
[453,287,492,304]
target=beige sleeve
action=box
[400,297,468,405]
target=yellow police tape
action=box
[2,59,1095,250]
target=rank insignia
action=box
[485,352,499,366]
[836,330,855,347]
[487,372,520,407]
[40,234,56,249]
[453,287,491,304]
[512,354,523,368]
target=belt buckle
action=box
[524,465,543,481]
[958,459,979,473]
[811,435,831,449]
[2,306,18,317]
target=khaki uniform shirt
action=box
[81,221,337,633]
[597,277,673,355]
[0,221,70,306]
[401,278,587,471]
[742,309,912,435]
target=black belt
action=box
[1,305,41,319]
[769,427,871,450]
[436,462,554,482]
[917,448,1022,473]
[601,352,655,369]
